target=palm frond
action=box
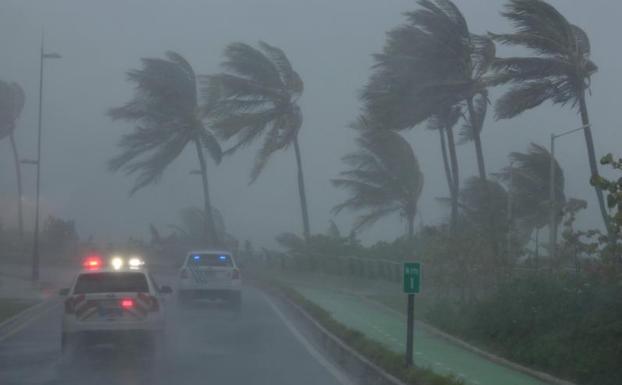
[460,91,487,143]
[222,43,284,89]
[495,79,575,119]
[493,0,597,119]
[258,41,303,96]
[332,128,423,233]
[108,52,217,193]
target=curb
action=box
[263,286,407,385]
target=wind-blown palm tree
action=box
[362,0,496,182]
[0,81,26,240]
[332,118,424,238]
[497,143,566,237]
[109,52,222,245]
[203,41,310,239]
[427,107,461,231]
[491,0,607,234]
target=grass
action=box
[0,299,36,323]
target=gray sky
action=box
[1,0,621,248]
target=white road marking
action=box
[0,302,60,343]
[263,294,355,385]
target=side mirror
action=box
[59,288,70,296]
[159,285,173,294]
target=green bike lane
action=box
[285,282,547,385]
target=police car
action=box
[60,255,172,353]
[177,250,241,308]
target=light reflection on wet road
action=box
[0,285,344,385]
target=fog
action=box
[1,0,621,248]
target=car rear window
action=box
[73,272,149,294]
[187,253,233,267]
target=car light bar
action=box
[83,256,103,270]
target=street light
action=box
[548,124,590,260]
[32,32,61,282]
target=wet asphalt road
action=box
[0,285,345,385]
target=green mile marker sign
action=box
[403,262,421,294]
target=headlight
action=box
[128,257,144,268]
[111,256,124,270]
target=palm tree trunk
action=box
[439,128,453,201]
[9,132,24,241]
[466,99,487,180]
[193,139,220,247]
[407,214,415,240]
[467,98,501,271]
[446,125,460,232]
[578,93,611,237]
[293,136,311,240]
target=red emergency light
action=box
[83,256,102,270]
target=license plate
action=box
[98,304,122,317]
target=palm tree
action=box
[108,52,222,245]
[331,118,424,238]
[203,42,310,239]
[427,107,461,231]
[491,0,607,234]
[362,0,496,182]
[0,81,26,241]
[496,143,566,240]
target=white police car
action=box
[177,250,241,308]
[60,255,172,353]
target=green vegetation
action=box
[332,117,424,239]
[425,274,622,385]
[0,299,34,323]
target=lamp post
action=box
[32,33,61,282]
[548,124,590,261]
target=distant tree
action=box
[169,206,236,250]
[491,0,607,235]
[0,81,25,240]
[327,220,341,238]
[203,41,310,239]
[108,52,222,246]
[42,215,78,252]
[497,143,566,243]
[332,118,424,239]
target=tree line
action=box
[0,0,610,267]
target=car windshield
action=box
[187,254,233,267]
[73,272,149,294]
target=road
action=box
[0,283,348,385]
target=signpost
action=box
[403,262,421,366]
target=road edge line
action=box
[262,292,356,385]
[0,300,59,343]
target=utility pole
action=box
[548,125,590,262]
[31,32,60,282]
